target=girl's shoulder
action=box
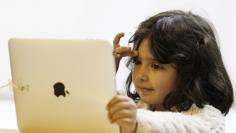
[137,101,224,124]
[136,103,225,132]
[137,100,222,117]
[182,104,223,117]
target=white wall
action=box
[1,0,236,96]
[0,0,236,131]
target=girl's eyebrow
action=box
[137,56,158,62]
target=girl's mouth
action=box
[139,88,154,95]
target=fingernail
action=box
[106,104,110,109]
[109,120,113,124]
[117,54,120,58]
[110,120,114,123]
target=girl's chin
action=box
[139,95,162,105]
[139,97,156,105]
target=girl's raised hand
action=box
[113,32,138,72]
[106,94,137,133]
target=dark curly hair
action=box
[125,10,234,115]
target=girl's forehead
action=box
[137,38,155,61]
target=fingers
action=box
[113,47,138,58]
[114,118,133,125]
[107,95,130,109]
[113,32,124,49]
[109,110,136,124]
[112,32,138,72]
[113,32,138,58]
[117,89,126,95]
[106,95,137,126]
[108,101,135,118]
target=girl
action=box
[106,10,234,133]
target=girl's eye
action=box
[151,63,163,70]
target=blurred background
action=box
[0,0,235,132]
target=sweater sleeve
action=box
[136,105,225,133]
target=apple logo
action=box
[53,82,70,97]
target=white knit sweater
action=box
[136,104,225,133]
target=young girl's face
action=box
[132,38,177,109]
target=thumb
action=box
[117,89,126,95]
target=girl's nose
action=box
[136,65,148,82]
[139,75,148,82]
